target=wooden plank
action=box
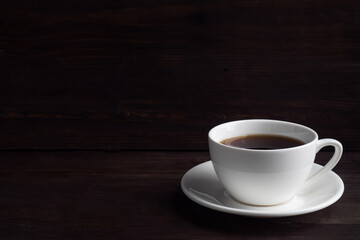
[0,0,359,150]
[0,151,358,239]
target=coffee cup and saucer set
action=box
[181,119,344,218]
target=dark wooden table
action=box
[0,150,359,239]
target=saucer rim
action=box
[181,161,344,218]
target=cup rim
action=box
[208,119,318,152]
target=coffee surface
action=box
[220,134,304,150]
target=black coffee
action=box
[220,134,304,150]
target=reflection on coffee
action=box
[220,134,304,150]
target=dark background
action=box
[1,0,359,151]
[0,1,360,239]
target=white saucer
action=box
[181,161,344,218]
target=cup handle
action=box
[303,139,343,189]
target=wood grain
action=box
[0,151,358,239]
[0,0,359,150]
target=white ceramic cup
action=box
[208,119,343,206]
